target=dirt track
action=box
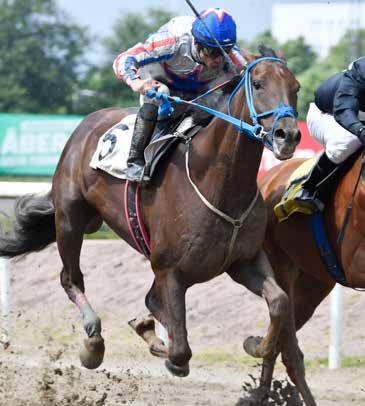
[2,240,365,405]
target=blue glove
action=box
[146,89,174,119]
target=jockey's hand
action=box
[127,78,162,95]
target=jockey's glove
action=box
[357,126,365,145]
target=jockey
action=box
[297,56,365,208]
[113,8,246,182]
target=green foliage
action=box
[296,29,365,118]
[247,30,280,54]
[0,0,90,113]
[103,7,174,57]
[281,36,317,76]
[2,2,365,121]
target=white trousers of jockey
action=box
[307,102,362,164]
[113,8,245,183]
[296,57,365,210]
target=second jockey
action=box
[113,8,246,182]
[296,56,365,209]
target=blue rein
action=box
[146,56,297,151]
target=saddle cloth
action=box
[274,157,317,222]
[89,114,196,180]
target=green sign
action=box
[0,113,83,176]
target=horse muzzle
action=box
[272,127,301,161]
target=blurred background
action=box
[2,0,364,116]
[0,0,364,181]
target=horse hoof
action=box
[79,336,105,369]
[149,337,169,359]
[243,336,263,358]
[165,360,189,377]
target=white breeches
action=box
[306,103,362,164]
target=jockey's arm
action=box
[113,29,177,96]
[333,57,365,136]
[228,46,247,73]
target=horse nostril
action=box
[274,129,286,140]
[274,128,301,143]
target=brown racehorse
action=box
[258,152,365,403]
[0,49,309,399]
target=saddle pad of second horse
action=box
[274,157,317,222]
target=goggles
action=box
[199,44,233,58]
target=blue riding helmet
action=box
[192,8,236,48]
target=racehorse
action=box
[0,48,308,399]
[258,152,365,402]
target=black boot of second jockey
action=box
[126,103,158,183]
[295,152,338,211]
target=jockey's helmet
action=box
[192,8,236,48]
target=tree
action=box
[296,29,365,119]
[0,0,90,113]
[78,8,174,114]
[281,36,317,76]
[243,31,317,76]
[247,30,280,55]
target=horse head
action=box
[232,45,301,160]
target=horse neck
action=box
[190,100,263,214]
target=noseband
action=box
[227,56,298,151]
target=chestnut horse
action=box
[258,152,365,404]
[0,51,308,398]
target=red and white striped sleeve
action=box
[113,28,177,83]
[229,47,247,72]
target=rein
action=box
[147,56,298,152]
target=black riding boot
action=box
[295,152,338,210]
[126,103,158,183]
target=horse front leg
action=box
[151,268,192,377]
[228,249,289,359]
[56,203,105,370]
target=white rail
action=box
[328,284,342,369]
[0,258,10,348]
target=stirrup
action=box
[294,188,324,212]
[126,163,150,183]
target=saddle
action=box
[90,114,203,181]
[274,151,360,223]
[274,151,362,286]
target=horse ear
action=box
[258,44,277,58]
[240,48,255,64]
[277,49,287,62]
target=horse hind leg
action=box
[277,271,333,406]
[56,198,105,369]
[228,249,289,359]
[279,322,316,406]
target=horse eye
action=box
[253,80,262,90]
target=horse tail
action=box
[0,191,56,258]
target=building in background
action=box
[272,0,365,58]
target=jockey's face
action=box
[200,52,224,69]
[195,41,232,69]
